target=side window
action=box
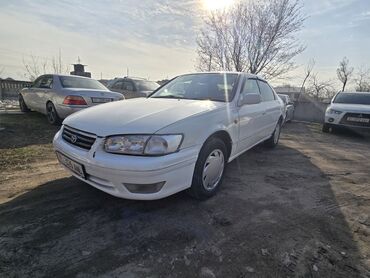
[111,81,124,90]
[241,79,260,97]
[258,81,275,102]
[33,77,43,88]
[123,81,134,91]
[39,76,53,89]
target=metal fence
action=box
[0,79,32,99]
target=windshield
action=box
[334,93,370,105]
[59,76,107,90]
[134,80,159,91]
[150,73,239,102]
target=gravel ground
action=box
[0,120,369,277]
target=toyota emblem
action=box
[71,134,78,143]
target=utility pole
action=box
[126,67,129,77]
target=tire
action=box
[46,102,61,125]
[19,95,30,112]
[188,137,227,200]
[265,120,282,148]
[322,123,330,133]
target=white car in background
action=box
[19,74,124,125]
[323,92,370,133]
[53,72,284,200]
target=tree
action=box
[354,66,370,92]
[196,0,306,79]
[307,74,334,100]
[297,58,315,100]
[23,50,69,81]
[336,57,353,92]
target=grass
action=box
[0,112,59,171]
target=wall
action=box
[293,101,329,123]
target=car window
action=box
[111,81,124,90]
[39,76,53,89]
[33,77,43,88]
[134,80,159,91]
[258,80,275,102]
[240,79,260,101]
[334,93,370,105]
[123,81,134,91]
[150,73,239,102]
[59,76,107,90]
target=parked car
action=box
[108,77,160,99]
[53,72,284,200]
[323,91,370,133]
[278,94,294,122]
[19,74,124,125]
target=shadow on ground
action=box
[0,145,367,277]
[0,112,59,149]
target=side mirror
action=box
[239,93,262,106]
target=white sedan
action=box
[53,72,284,200]
[323,92,370,132]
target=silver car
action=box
[19,74,124,125]
[108,77,160,99]
[278,94,294,122]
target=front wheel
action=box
[322,123,330,133]
[46,102,61,125]
[265,120,282,148]
[188,137,227,200]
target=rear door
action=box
[257,80,281,138]
[37,75,53,113]
[23,77,43,111]
[237,78,266,153]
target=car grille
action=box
[340,113,370,127]
[62,125,96,150]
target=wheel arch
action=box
[203,130,233,160]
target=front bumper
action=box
[324,113,370,130]
[53,128,199,200]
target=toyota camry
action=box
[53,72,284,200]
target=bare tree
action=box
[196,0,305,79]
[307,74,334,100]
[23,55,48,81]
[51,49,69,75]
[336,57,353,92]
[23,50,69,81]
[354,66,370,92]
[297,58,315,100]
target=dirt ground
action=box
[0,113,369,277]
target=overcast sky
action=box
[0,0,369,87]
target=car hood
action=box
[330,103,370,113]
[63,98,226,136]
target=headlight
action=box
[326,108,343,115]
[104,134,183,155]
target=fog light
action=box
[328,118,334,123]
[124,182,165,194]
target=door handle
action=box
[262,111,267,115]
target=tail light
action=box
[63,96,87,105]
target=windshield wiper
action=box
[151,95,183,99]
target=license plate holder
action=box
[56,152,86,179]
[91,97,113,103]
[347,117,370,123]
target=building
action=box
[274,86,304,102]
[70,61,91,78]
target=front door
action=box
[237,78,266,153]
